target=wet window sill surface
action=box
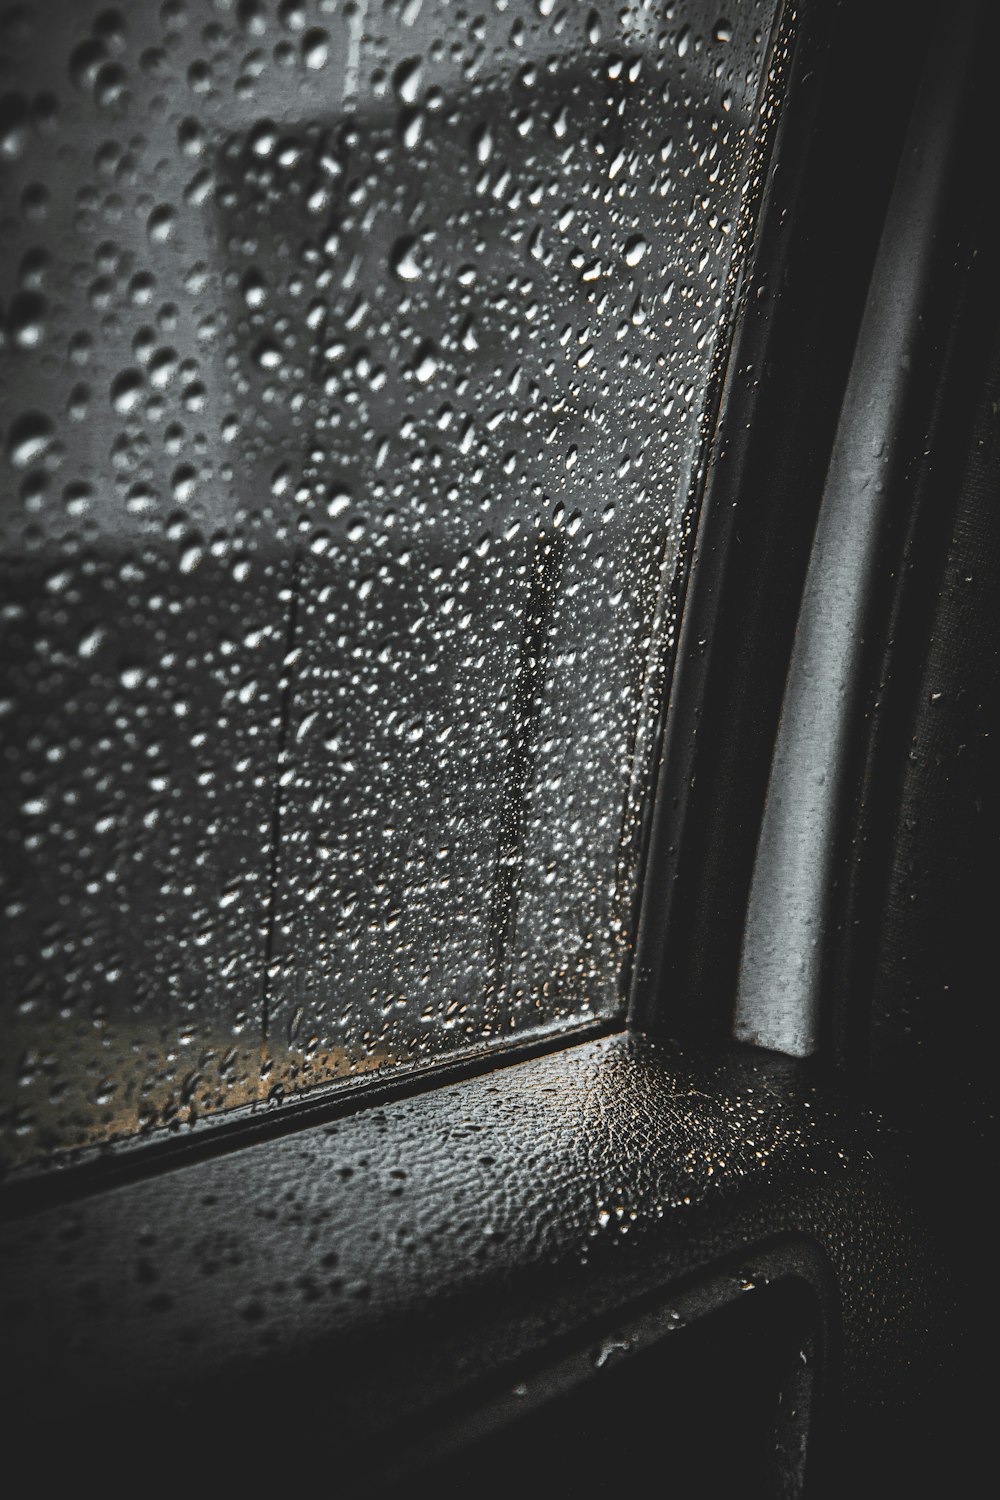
[0,1030,931,1458]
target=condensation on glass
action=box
[0,0,784,1166]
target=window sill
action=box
[0,1032,936,1486]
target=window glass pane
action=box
[1,0,782,1165]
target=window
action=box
[2,0,784,1165]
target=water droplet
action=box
[301,27,329,69]
[471,121,494,164]
[179,541,204,574]
[254,339,283,370]
[78,626,108,659]
[8,290,47,349]
[624,235,647,267]
[391,235,423,282]
[0,93,30,160]
[414,340,438,383]
[7,412,54,468]
[147,204,176,244]
[393,58,422,104]
[110,369,145,414]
